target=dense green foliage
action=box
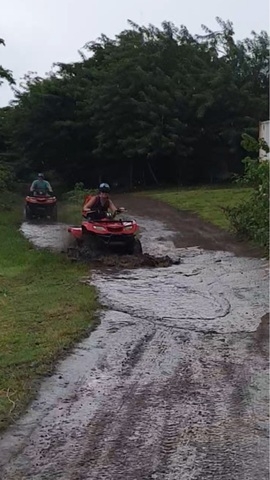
[0,163,14,192]
[0,41,15,189]
[225,135,269,250]
[62,182,95,203]
[0,19,269,187]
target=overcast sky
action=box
[0,0,269,106]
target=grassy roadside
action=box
[145,186,252,229]
[0,193,98,431]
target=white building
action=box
[259,120,270,161]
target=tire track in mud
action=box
[0,318,268,479]
[121,329,157,376]
[65,327,268,480]
[0,215,269,480]
[68,326,188,480]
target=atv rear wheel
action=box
[24,205,32,220]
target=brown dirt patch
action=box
[114,194,265,257]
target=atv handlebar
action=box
[101,208,126,219]
[30,191,54,197]
[83,208,126,220]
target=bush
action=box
[0,163,15,192]
[225,134,269,251]
[62,182,95,204]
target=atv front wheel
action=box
[133,238,142,254]
[127,237,142,255]
[80,232,100,259]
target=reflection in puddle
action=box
[20,222,70,252]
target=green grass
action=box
[0,193,98,430]
[146,186,252,229]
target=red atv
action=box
[68,209,142,257]
[24,191,57,220]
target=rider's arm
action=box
[46,181,53,193]
[30,180,36,192]
[84,196,97,211]
[108,199,118,215]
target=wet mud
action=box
[90,253,179,269]
[20,220,71,253]
[68,250,180,269]
[0,197,269,480]
[252,313,269,358]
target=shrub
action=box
[225,134,269,251]
[63,182,95,204]
[0,163,15,192]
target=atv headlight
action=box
[124,225,133,230]
[93,225,106,232]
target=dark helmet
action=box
[38,173,44,178]
[99,182,110,193]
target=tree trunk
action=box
[142,168,146,186]
[148,161,159,185]
[129,159,133,189]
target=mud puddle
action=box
[0,214,269,479]
[20,221,70,252]
[21,217,180,269]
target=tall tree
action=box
[0,38,14,86]
[4,20,269,186]
[0,38,15,175]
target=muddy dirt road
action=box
[0,197,269,480]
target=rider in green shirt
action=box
[30,173,53,195]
